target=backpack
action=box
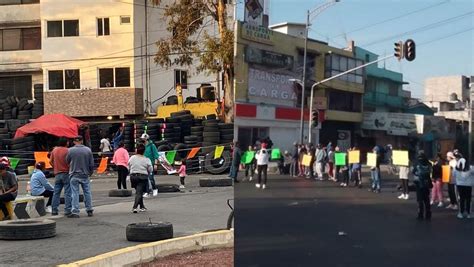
[415,164,433,188]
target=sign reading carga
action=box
[248,68,298,107]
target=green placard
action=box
[271,148,281,160]
[166,151,176,164]
[335,153,347,166]
[9,158,20,170]
[242,151,255,164]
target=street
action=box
[234,168,474,267]
[1,174,233,267]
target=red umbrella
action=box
[14,113,86,139]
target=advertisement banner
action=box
[248,67,298,107]
[362,112,423,136]
[244,0,264,26]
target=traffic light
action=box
[311,110,319,128]
[394,41,404,61]
[404,39,416,61]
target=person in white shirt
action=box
[100,136,112,154]
[453,154,473,219]
[255,143,270,189]
[446,151,458,210]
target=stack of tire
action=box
[2,136,35,175]
[0,125,8,149]
[0,96,33,120]
[161,114,183,145]
[32,84,44,119]
[202,115,220,154]
[219,123,234,146]
[89,124,101,153]
[123,123,135,152]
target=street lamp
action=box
[300,0,341,144]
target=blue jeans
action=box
[371,168,381,190]
[70,174,93,215]
[229,164,238,180]
[145,166,157,193]
[52,173,71,214]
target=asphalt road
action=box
[1,174,233,267]
[234,169,474,267]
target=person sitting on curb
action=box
[30,162,54,213]
[0,163,18,221]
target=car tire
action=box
[157,183,180,193]
[108,189,133,197]
[199,177,233,187]
[204,150,231,175]
[126,222,173,242]
[0,219,56,240]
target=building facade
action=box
[234,21,364,153]
[0,0,221,119]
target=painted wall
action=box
[0,3,39,23]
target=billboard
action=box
[244,0,265,26]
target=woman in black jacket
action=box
[412,152,433,220]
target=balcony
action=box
[44,88,144,117]
[0,4,40,23]
[364,91,403,108]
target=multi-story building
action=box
[0,0,221,120]
[234,21,365,152]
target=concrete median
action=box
[58,229,234,267]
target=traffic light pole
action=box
[308,54,394,144]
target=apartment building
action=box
[0,0,220,119]
[234,21,365,152]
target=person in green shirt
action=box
[141,133,159,197]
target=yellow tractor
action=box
[156,84,222,119]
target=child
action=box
[177,160,186,189]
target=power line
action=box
[0,50,216,66]
[361,10,473,47]
[418,26,474,46]
[331,0,450,39]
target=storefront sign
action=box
[241,22,274,45]
[248,67,298,107]
[362,112,423,136]
[245,46,294,69]
[244,0,264,26]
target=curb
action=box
[57,229,234,267]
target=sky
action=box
[236,0,473,100]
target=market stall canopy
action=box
[14,114,86,139]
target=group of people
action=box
[400,150,472,220]
[27,136,94,218]
[230,141,271,189]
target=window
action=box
[0,0,39,5]
[0,28,41,51]
[48,69,80,90]
[325,54,364,84]
[47,21,62,37]
[65,69,80,89]
[0,76,32,99]
[120,16,131,24]
[3,29,21,50]
[48,70,64,90]
[47,20,79,37]
[99,67,130,88]
[174,70,188,89]
[328,89,362,112]
[115,67,130,87]
[64,20,79,36]
[97,18,110,36]
[99,68,114,87]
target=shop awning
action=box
[14,114,86,139]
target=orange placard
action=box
[97,157,108,174]
[34,152,52,169]
[187,147,200,159]
[442,165,450,183]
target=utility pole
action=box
[469,82,473,164]
[299,0,340,144]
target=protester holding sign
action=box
[369,146,382,193]
[255,143,270,189]
[243,146,256,181]
[446,151,458,210]
[430,154,444,208]
[453,153,472,219]
[398,164,410,200]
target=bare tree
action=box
[151,0,234,122]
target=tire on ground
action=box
[204,150,231,175]
[0,219,56,240]
[199,177,233,187]
[108,189,132,197]
[157,183,180,193]
[126,222,173,242]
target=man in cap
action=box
[0,163,18,220]
[66,136,94,218]
[141,133,159,197]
